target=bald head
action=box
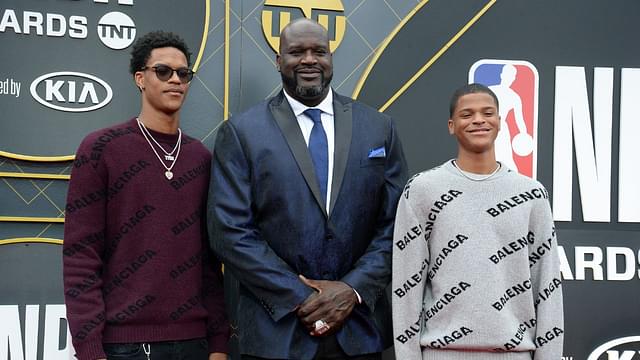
[276,18,333,106]
[279,18,329,54]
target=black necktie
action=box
[304,108,328,205]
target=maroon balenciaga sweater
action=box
[63,118,229,360]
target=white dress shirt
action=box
[283,88,335,214]
[282,89,363,304]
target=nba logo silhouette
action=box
[469,60,539,178]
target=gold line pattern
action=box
[193,0,211,71]
[335,49,377,92]
[224,0,231,120]
[346,0,367,18]
[379,0,496,112]
[2,178,30,204]
[352,0,431,99]
[382,0,402,21]
[0,151,75,162]
[28,180,65,215]
[244,0,266,20]
[1,2,423,232]
[228,2,243,22]
[345,18,374,51]
[36,223,54,238]
[0,238,63,246]
[246,18,278,67]
[0,172,70,180]
[209,15,225,34]
[195,75,224,107]
[199,38,225,69]
[0,0,211,161]
[0,216,64,223]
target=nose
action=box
[167,69,182,84]
[300,50,317,64]
[471,113,486,124]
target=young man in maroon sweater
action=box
[63,31,229,360]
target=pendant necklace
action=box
[452,160,501,181]
[139,119,181,161]
[136,117,182,180]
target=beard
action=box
[281,70,333,99]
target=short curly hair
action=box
[449,83,499,118]
[129,31,192,75]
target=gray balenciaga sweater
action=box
[392,160,563,360]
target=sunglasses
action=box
[141,64,194,83]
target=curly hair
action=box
[129,31,192,75]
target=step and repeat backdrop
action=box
[1,1,638,359]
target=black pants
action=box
[241,335,382,360]
[103,338,208,360]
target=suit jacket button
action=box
[325,234,333,241]
[322,271,331,279]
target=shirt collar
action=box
[283,88,334,117]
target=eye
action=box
[176,68,194,82]
[154,65,172,78]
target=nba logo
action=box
[468,60,539,178]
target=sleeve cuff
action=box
[74,340,106,360]
[207,334,230,355]
[352,288,362,304]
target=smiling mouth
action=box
[296,66,321,75]
[468,128,491,133]
[165,89,184,95]
[297,71,320,80]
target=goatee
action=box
[281,71,332,100]
[295,84,324,98]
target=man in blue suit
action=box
[208,18,408,359]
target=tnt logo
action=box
[97,11,136,50]
[469,60,539,178]
[261,0,346,53]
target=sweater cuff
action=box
[74,340,106,360]
[207,336,229,355]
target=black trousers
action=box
[103,338,208,360]
[241,335,382,360]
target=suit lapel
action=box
[269,92,327,217]
[329,94,352,215]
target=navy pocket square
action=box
[368,147,386,158]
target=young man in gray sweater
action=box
[392,83,563,360]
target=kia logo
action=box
[588,336,640,360]
[30,71,113,112]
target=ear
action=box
[134,71,145,91]
[276,54,281,72]
[448,119,454,135]
[496,115,501,131]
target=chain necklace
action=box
[139,118,181,160]
[452,160,501,181]
[136,117,181,180]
